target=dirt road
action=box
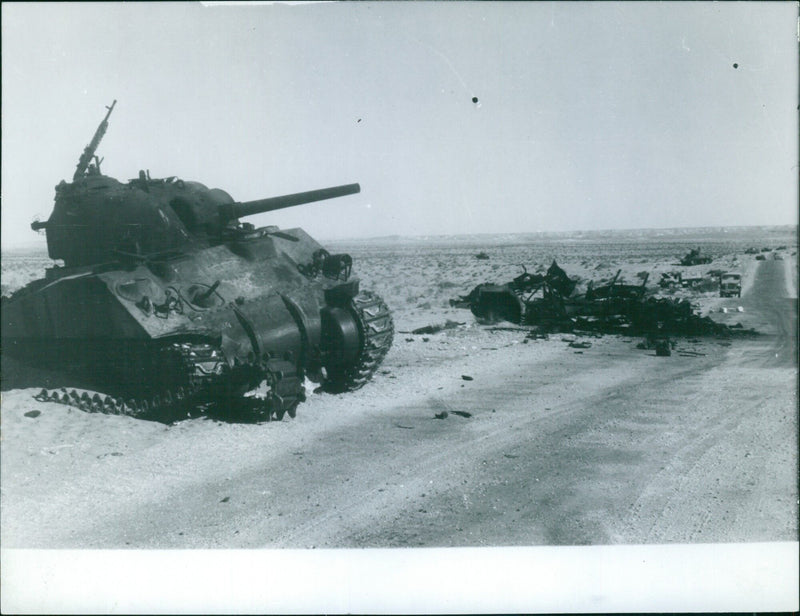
[1,260,796,549]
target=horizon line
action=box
[3,223,796,254]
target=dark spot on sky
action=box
[357,118,361,123]
[733,63,738,69]
[472,96,479,104]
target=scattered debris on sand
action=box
[407,320,466,335]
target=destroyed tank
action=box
[1,101,394,421]
[680,247,712,266]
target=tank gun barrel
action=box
[221,183,360,221]
[73,100,117,180]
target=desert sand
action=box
[1,228,797,612]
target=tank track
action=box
[327,291,394,392]
[32,341,305,423]
[31,292,389,420]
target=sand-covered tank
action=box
[2,101,394,421]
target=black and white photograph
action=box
[1,1,797,613]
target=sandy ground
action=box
[1,232,796,554]
[2,233,797,612]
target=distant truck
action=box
[719,272,742,298]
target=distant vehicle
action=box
[680,248,712,266]
[719,273,742,298]
[659,271,682,288]
[755,254,766,261]
[681,275,703,288]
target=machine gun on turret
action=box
[73,99,116,180]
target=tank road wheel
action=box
[322,291,394,392]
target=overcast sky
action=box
[2,2,797,248]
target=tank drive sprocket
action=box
[324,291,394,392]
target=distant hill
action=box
[324,225,797,247]
[3,225,795,257]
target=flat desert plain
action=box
[1,227,797,549]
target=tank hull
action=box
[2,228,393,420]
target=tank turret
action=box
[4,101,394,423]
[31,103,362,268]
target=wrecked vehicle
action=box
[680,274,704,288]
[584,269,647,301]
[2,101,394,421]
[451,261,743,338]
[566,270,649,321]
[719,273,742,298]
[450,262,649,327]
[680,248,712,266]
[449,260,576,324]
[659,271,682,288]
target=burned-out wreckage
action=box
[450,260,748,338]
